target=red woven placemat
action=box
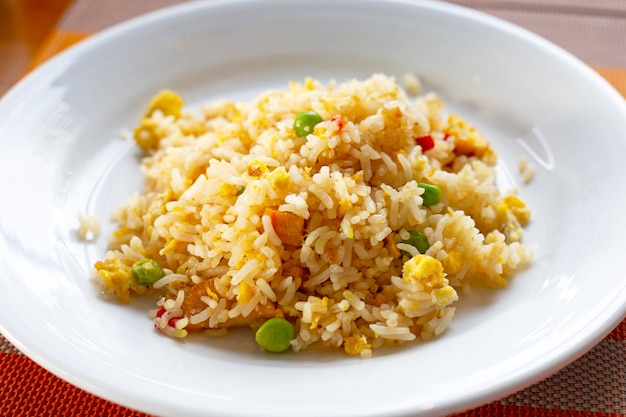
[0,354,149,417]
[2,320,625,416]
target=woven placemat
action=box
[1,0,626,416]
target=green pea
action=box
[255,317,296,353]
[131,258,165,286]
[400,230,430,258]
[293,111,323,137]
[418,182,441,207]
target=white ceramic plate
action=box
[2,0,626,416]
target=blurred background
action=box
[1,0,626,96]
[1,0,72,94]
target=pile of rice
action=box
[94,74,532,358]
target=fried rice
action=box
[94,73,532,358]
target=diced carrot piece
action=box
[268,210,305,246]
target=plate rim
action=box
[1,1,626,416]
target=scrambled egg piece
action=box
[500,195,531,225]
[402,254,445,288]
[247,160,269,177]
[145,89,184,118]
[133,90,184,152]
[344,335,371,356]
[266,166,290,189]
[447,114,493,160]
[495,195,531,242]
[402,254,458,307]
[159,238,186,256]
[95,259,132,303]
[237,282,255,304]
[133,118,162,152]
[442,249,463,276]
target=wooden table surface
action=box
[0,0,72,94]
